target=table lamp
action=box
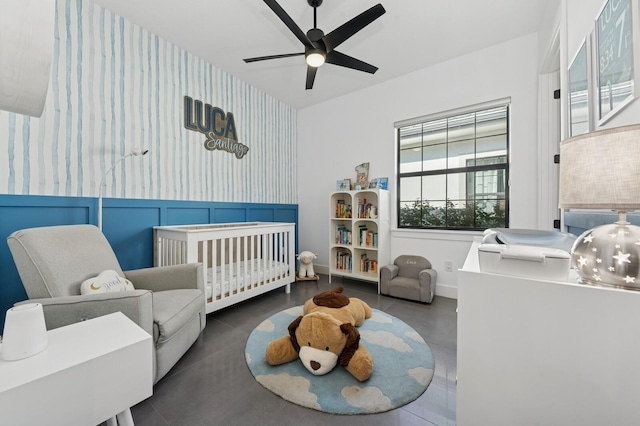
[559,124,640,290]
[1,303,48,361]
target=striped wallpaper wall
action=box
[0,0,297,204]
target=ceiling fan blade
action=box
[322,4,385,53]
[306,66,318,90]
[243,52,304,63]
[264,0,312,48]
[326,50,378,74]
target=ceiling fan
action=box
[244,0,385,90]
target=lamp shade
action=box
[1,303,48,361]
[559,124,640,210]
[0,0,55,117]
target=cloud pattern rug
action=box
[245,306,434,415]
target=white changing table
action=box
[457,239,640,425]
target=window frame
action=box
[395,100,510,231]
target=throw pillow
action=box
[80,270,135,295]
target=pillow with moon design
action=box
[80,270,135,295]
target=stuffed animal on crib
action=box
[265,286,374,381]
[297,251,317,278]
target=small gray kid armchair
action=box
[7,224,206,384]
[380,255,437,303]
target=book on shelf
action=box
[335,225,352,245]
[357,225,377,247]
[356,198,376,219]
[359,253,377,273]
[335,250,352,271]
[358,224,367,245]
[335,200,352,218]
[336,200,344,218]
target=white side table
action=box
[0,312,153,426]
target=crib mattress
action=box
[206,260,289,299]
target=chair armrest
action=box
[418,269,438,303]
[381,264,399,279]
[380,264,399,294]
[15,290,154,335]
[124,263,204,294]
[418,269,437,285]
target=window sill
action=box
[391,228,483,242]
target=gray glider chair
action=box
[7,224,206,384]
[380,255,437,303]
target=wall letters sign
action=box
[183,96,249,158]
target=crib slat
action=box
[221,237,227,299]
[249,234,255,290]
[234,236,241,294]
[201,240,210,302]
[212,240,218,301]
[243,235,249,290]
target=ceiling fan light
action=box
[305,50,325,67]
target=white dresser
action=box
[0,312,153,426]
[457,239,640,425]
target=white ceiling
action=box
[94,0,559,110]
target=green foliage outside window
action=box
[399,199,506,230]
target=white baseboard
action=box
[315,265,330,275]
[306,265,458,300]
[435,283,458,299]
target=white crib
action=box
[154,222,296,314]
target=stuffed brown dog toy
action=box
[265,286,374,381]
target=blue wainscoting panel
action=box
[166,208,210,226]
[214,207,247,223]
[275,207,298,224]
[0,194,298,330]
[249,208,275,222]
[103,204,162,271]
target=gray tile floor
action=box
[129,275,457,426]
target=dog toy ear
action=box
[265,315,303,365]
[338,323,360,366]
[288,315,303,352]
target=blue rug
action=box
[245,306,434,414]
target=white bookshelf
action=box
[329,189,389,293]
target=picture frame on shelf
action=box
[336,179,350,191]
[594,0,637,124]
[345,178,353,190]
[376,177,389,190]
[368,179,379,189]
[355,162,369,189]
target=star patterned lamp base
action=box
[571,218,640,290]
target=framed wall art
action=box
[568,38,591,136]
[595,0,637,123]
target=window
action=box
[396,103,509,230]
